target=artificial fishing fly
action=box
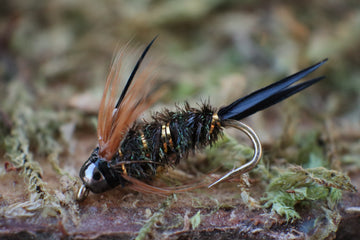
[77,37,327,201]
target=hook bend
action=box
[208,120,262,188]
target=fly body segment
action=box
[77,37,327,201]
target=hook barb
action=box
[208,120,262,188]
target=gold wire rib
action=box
[140,131,148,150]
[121,163,128,175]
[161,122,174,152]
[166,122,174,149]
[208,120,262,188]
[161,124,168,153]
[118,148,123,157]
[209,113,220,134]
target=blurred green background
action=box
[1,1,359,119]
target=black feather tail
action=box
[218,59,327,121]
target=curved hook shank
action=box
[208,120,262,188]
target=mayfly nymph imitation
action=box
[77,38,327,201]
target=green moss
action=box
[190,210,202,230]
[262,166,356,221]
[2,81,77,218]
[135,196,174,240]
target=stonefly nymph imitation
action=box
[77,37,327,201]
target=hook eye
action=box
[208,120,262,188]
[77,184,90,201]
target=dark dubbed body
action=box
[119,103,221,179]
